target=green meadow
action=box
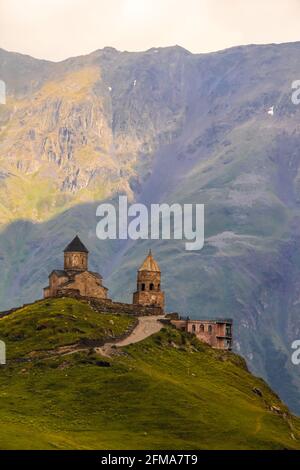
[0,298,299,450]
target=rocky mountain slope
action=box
[1,43,300,413]
[0,297,299,450]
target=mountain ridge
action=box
[3,39,300,64]
[1,41,300,415]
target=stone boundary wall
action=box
[0,294,163,319]
[57,293,163,316]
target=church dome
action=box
[64,235,89,253]
[138,250,160,272]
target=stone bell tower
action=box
[133,250,165,310]
[64,235,89,272]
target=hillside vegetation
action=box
[0,298,299,450]
[2,43,300,414]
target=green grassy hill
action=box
[0,298,299,450]
[3,43,300,415]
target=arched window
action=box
[200,324,204,333]
[192,324,196,333]
[150,283,154,291]
[141,283,146,291]
[158,284,160,290]
[208,325,213,334]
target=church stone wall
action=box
[65,271,108,299]
[64,252,87,271]
[45,273,69,298]
[133,269,164,309]
[133,290,165,309]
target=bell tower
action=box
[64,235,89,272]
[133,250,165,310]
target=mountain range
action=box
[1,42,300,413]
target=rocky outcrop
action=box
[2,43,300,414]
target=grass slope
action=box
[0,298,135,358]
[0,298,299,450]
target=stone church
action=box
[43,236,109,300]
[43,236,232,350]
[43,237,165,310]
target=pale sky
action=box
[1,0,300,62]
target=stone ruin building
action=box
[170,317,233,351]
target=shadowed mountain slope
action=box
[1,43,300,413]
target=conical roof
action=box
[138,250,160,272]
[64,236,89,253]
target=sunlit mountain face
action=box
[2,42,300,413]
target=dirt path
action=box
[96,315,165,357]
[18,315,166,363]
